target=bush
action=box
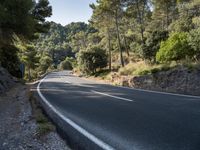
[58,57,74,70]
[77,46,107,74]
[143,30,168,62]
[156,32,193,63]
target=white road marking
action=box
[65,81,71,84]
[91,90,134,102]
[37,76,115,150]
[116,85,200,99]
[76,84,94,88]
[65,80,94,88]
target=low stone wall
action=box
[0,67,16,93]
[129,66,200,96]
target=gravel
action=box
[0,84,70,150]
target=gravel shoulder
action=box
[0,83,70,150]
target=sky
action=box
[46,0,96,26]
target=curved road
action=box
[37,71,200,150]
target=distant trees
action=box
[35,22,95,66]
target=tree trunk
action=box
[123,36,129,57]
[107,29,112,71]
[136,0,145,45]
[115,11,124,67]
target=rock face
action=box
[0,67,16,93]
[129,66,200,96]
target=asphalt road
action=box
[37,71,200,150]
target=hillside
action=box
[35,21,94,65]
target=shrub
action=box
[143,30,168,62]
[77,46,107,74]
[58,57,74,70]
[156,32,193,63]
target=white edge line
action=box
[114,85,200,99]
[37,76,115,150]
[91,90,134,102]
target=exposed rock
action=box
[129,66,200,96]
[0,67,16,93]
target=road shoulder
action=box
[0,83,70,150]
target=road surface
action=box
[37,71,200,150]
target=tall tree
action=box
[150,0,177,30]
[125,0,151,44]
[91,0,125,67]
[90,2,115,70]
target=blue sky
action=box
[46,0,96,26]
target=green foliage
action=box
[39,55,53,74]
[58,57,74,70]
[143,30,168,62]
[77,46,108,74]
[156,32,192,62]
[129,42,143,58]
[2,0,200,78]
[169,17,193,32]
[0,0,52,77]
[18,44,39,80]
[0,45,21,77]
[35,22,94,66]
[35,22,74,65]
[188,28,200,60]
[20,45,38,69]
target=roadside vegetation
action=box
[35,0,200,80]
[1,0,200,83]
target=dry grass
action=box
[118,60,200,76]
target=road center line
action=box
[38,77,115,150]
[91,90,134,102]
[65,81,71,84]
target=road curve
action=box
[37,71,200,150]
